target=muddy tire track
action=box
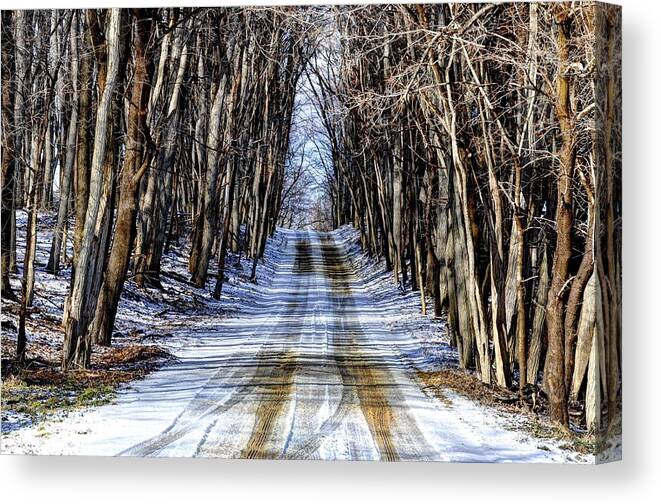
[119,233,434,460]
[240,352,297,459]
[238,238,319,458]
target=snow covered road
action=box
[2,229,583,462]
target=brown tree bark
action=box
[544,5,575,426]
[89,9,155,346]
[1,11,17,301]
[47,14,79,274]
[62,8,122,370]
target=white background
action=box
[1,1,659,502]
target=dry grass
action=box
[418,369,521,410]
[97,344,171,367]
[417,368,598,455]
[1,335,173,426]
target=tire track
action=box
[238,238,317,458]
[119,232,434,460]
[318,234,433,461]
[240,351,297,459]
[201,238,313,458]
[119,239,311,457]
[282,235,398,460]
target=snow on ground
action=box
[2,220,590,462]
[1,210,284,435]
[1,224,294,456]
[2,212,282,353]
[330,227,590,463]
[332,225,455,374]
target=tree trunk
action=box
[191,46,231,287]
[544,7,575,426]
[47,16,79,274]
[1,11,17,300]
[89,10,155,346]
[73,20,92,265]
[62,8,122,370]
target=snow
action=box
[1,221,590,463]
[332,225,456,374]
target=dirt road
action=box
[2,230,579,462]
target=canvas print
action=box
[0,2,621,463]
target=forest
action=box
[308,2,622,431]
[1,2,621,456]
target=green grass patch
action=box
[2,343,172,429]
[1,375,117,424]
